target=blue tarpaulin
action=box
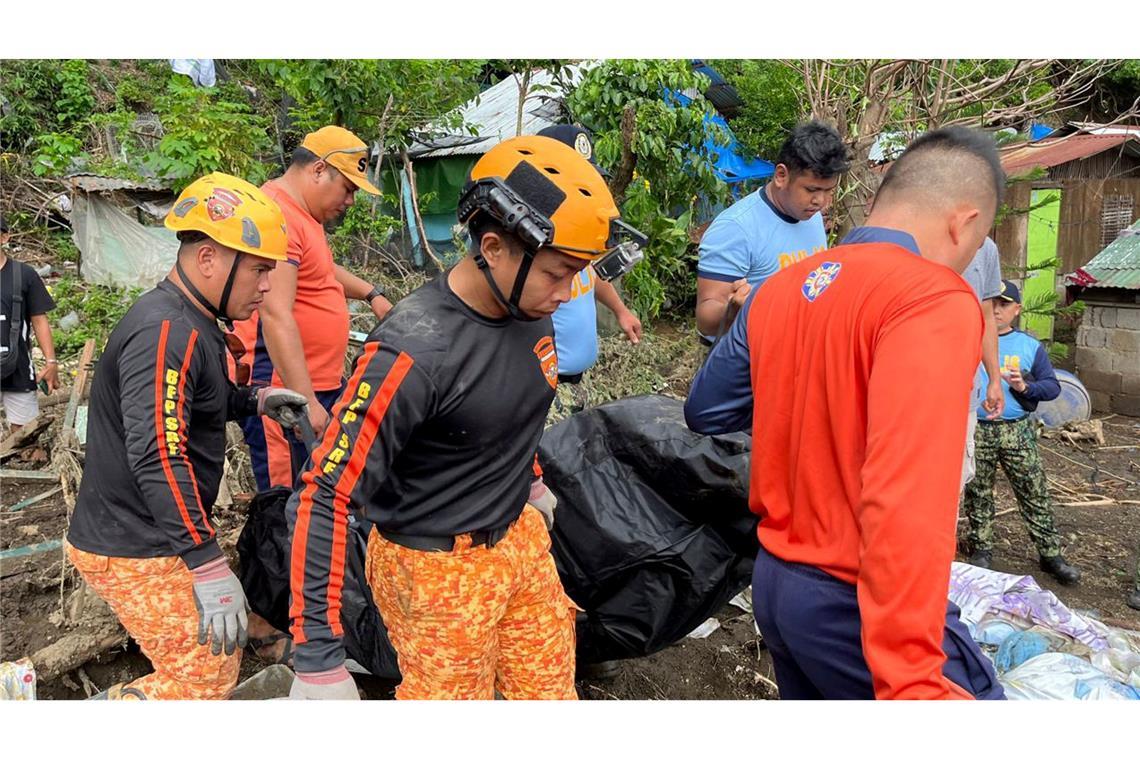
[667,91,774,184]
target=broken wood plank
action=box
[28,619,128,683]
[0,468,58,483]
[1057,499,1115,508]
[0,416,53,459]
[5,485,62,512]
[0,539,62,560]
[60,339,97,441]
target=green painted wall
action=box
[1024,188,1061,339]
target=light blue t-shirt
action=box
[698,187,828,288]
[551,265,599,377]
[975,330,1061,421]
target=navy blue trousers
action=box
[751,545,1005,700]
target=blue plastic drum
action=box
[1033,369,1092,428]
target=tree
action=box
[788,59,1117,234]
[566,59,730,318]
[487,59,572,137]
[709,59,804,159]
[255,59,485,157]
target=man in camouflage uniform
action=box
[961,280,1080,585]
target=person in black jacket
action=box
[65,173,309,699]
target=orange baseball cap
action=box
[300,125,381,195]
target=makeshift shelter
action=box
[991,123,1140,339]
[66,172,178,289]
[1066,220,1140,416]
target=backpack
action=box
[1,261,24,380]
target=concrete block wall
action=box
[1075,304,1140,416]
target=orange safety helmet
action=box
[460,135,620,259]
[165,172,288,261]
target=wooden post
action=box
[401,150,445,271]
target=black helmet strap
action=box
[175,251,243,330]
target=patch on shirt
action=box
[533,335,558,390]
[802,262,842,302]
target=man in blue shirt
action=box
[695,122,849,342]
[961,280,1081,585]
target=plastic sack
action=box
[949,562,1107,650]
[169,59,217,88]
[539,394,757,664]
[71,193,178,289]
[1001,653,1140,700]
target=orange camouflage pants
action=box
[65,542,241,700]
[365,505,578,700]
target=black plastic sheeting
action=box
[236,394,756,676]
[540,394,756,663]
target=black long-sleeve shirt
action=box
[68,280,258,569]
[288,272,557,672]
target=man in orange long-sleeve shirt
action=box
[685,126,1006,700]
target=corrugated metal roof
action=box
[67,173,172,193]
[1067,221,1140,290]
[407,65,592,159]
[1000,133,1140,176]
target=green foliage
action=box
[329,202,402,262]
[47,275,140,357]
[257,60,485,152]
[1013,255,1085,360]
[47,232,80,264]
[566,59,729,317]
[31,132,86,176]
[0,59,94,151]
[710,60,804,158]
[54,60,97,130]
[144,76,273,191]
[619,183,696,319]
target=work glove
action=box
[289,665,360,700]
[257,387,309,429]
[190,557,250,656]
[530,477,558,530]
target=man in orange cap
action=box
[234,125,394,497]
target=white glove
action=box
[257,387,309,429]
[530,477,558,530]
[190,557,249,656]
[289,665,360,700]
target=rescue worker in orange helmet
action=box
[287,135,647,699]
[65,173,310,699]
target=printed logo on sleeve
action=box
[322,381,373,475]
[533,336,559,391]
[162,369,182,456]
[802,262,842,303]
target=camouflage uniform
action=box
[364,505,579,700]
[961,417,1061,558]
[66,543,242,700]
